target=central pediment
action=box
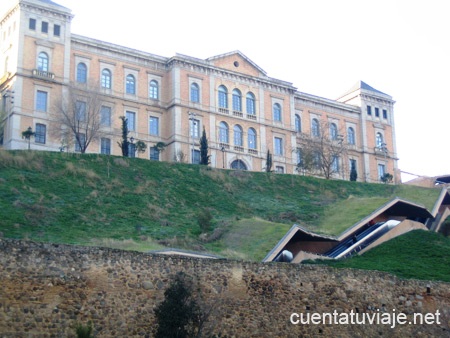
[206,50,267,78]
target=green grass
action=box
[204,218,292,261]
[307,230,450,282]
[0,150,443,266]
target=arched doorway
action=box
[230,159,247,170]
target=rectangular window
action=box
[275,166,284,173]
[53,24,60,37]
[367,105,372,115]
[35,123,46,144]
[274,137,283,155]
[101,138,111,155]
[76,101,87,122]
[41,21,48,34]
[149,116,159,136]
[126,111,135,131]
[29,18,36,30]
[375,107,379,117]
[36,90,48,112]
[382,109,388,119]
[150,146,160,161]
[100,106,111,126]
[191,149,200,164]
[378,164,386,180]
[128,143,136,157]
[75,133,86,152]
[190,118,200,138]
[331,155,339,172]
[296,148,302,166]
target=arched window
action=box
[218,85,228,108]
[295,114,301,132]
[76,63,87,83]
[246,92,255,115]
[219,121,229,143]
[347,127,355,145]
[101,69,112,89]
[312,118,320,137]
[233,125,243,146]
[190,83,200,103]
[231,159,247,170]
[376,132,384,147]
[248,128,257,150]
[126,74,136,94]
[330,123,338,140]
[149,80,159,99]
[232,89,242,112]
[37,52,49,71]
[273,103,282,122]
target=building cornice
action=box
[71,34,169,71]
[167,56,297,95]
[19,0,74,21]
[1,3,19,26]
[295,91,360,115]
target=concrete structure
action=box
[1,0,399,182]
[264,188,450,263]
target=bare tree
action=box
[53,82,105,153]
[174,149,186,163]
[296,120,348,179]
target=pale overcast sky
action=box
[26,0,450,180]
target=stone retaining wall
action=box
[0,239,449,337]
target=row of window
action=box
[36,89,158,135]
[29,18,60,37]
[367,105,388,119]
[218,122,258,150]
[35,87,385,151]
[296,149,340,172]
[2,20,16,42]
[217,85,256,115]
[298,117,357,145]
[98,137,160,160]
[75,62,161,99]
[29,121,385,179]
[30,123,161,160]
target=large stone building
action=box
[0,0,398,183]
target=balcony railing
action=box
[246,114,256,120]
[374,146,389,156]
[234,146,244,152]
[233,111,243,118]
[32,69,55,80]
[219,143,230,150]
[218,107,229,115]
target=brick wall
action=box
[0,239,449,337]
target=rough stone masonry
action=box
[0,239,449,337]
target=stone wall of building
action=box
[0,239,449,337]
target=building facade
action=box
[0,0,398,183]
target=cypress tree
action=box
[199,127,210,165]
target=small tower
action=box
[0,0,73,149]
[337,81,398,183]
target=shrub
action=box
[197,208,213,233]
[74,322,94,338]
[154,272,201,338]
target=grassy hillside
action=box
[308,230,450,282]
[0,150,442,261]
